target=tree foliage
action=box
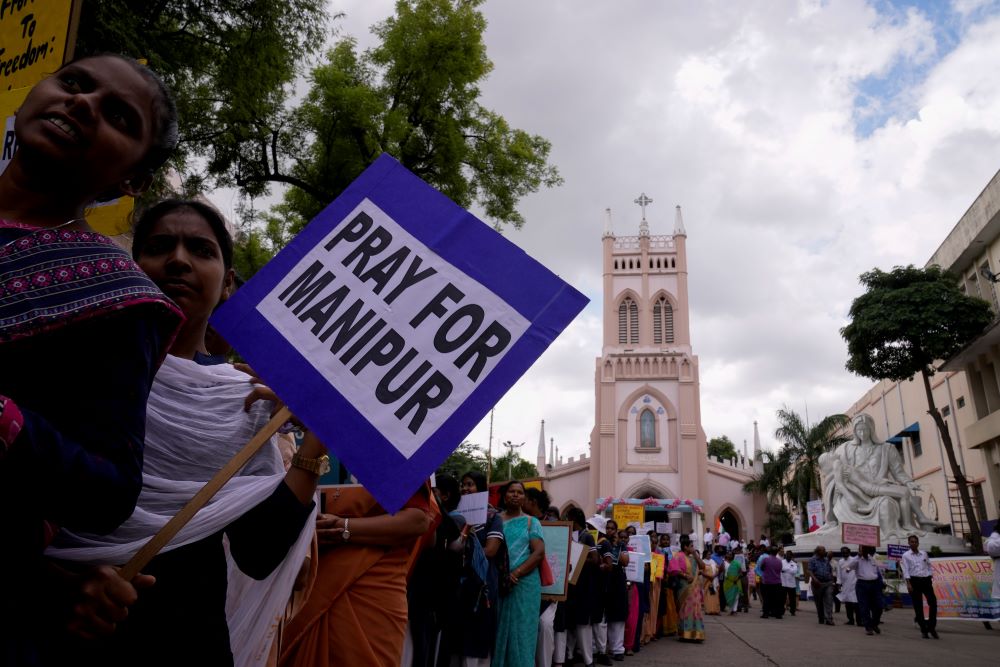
[436,440,487,480]
[707,435,738,460]
[742,450,789,506]
[80,1,561,274]
[841,265,993,382]
[280,0,562,228]
[493,443,538,482]
[841,264,993,550]
[76,0,328,201]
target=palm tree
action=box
[774,407,851,517]
[742,450,788,505]
[743,450,797,537]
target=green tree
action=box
[436,441,487,480]
[773,407,851,518]
[742,451,798,538]
[492,443,538,482]
[707,435,738,460]
[841,265,993,550]
[275,0,562,229]
[742,450,790,507]
[76,0,328,201]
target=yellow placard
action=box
[612,504,644,527]
[1,0,80,92]
[587,529,598,544]
[651,552,665,580]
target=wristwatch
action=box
[291,452,331,475]
[342,517,351,542]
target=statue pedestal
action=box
[791,526,970,555]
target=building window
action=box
[910,432,922,458]
[652,296,674,344]
[618,297,638,344]
[942,405,951,417]
[957,396,966,409]
[639,409,656,448]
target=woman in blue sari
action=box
[493,480,545,667]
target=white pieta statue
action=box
[793,413,967,552]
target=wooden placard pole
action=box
[119,406,292,580]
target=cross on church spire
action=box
[634,193,652,237]
[634,193,653,220]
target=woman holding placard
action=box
[455,470,505,666]
[493,480,545,667]
[0,54,184,663]
[47,200,326,665]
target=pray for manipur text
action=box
[276,210,514,437]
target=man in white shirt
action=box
[760,534,770,548]
[845,546,885,635]
[901,534,937,639]
[780,550,799,616]
[836,547,858,625]
[704,530,714,548]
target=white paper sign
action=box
[655,522,671,534]
[454,491,488,526]
[641,521,655,533]
[256,199,531,458]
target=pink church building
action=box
[539,197,765,543]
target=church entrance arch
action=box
[717,506,742,541]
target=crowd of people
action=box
[5,50,1000,667]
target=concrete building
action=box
[538,196,765,542]
[843,169,1000,542]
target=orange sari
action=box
[278,486,435,667]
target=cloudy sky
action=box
[255,0,1000,464]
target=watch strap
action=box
[291,452,330,475]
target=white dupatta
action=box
[47,354,316,666]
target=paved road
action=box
[620,603,998,666]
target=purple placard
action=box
[210,154,588,512]
[886,544,906,561]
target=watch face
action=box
[319,456,331,475]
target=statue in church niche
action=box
[815,413,943,540]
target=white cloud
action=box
[312,1,1000,465]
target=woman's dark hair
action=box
[497,480,525,510]
[435,474,461,512]
[62,54,179,174]
[462,470,487,493]
[566,506,586,528]
[679,535,692,549]
[525,487,550,513]
[132,199,234,269]
[605,519,618,532]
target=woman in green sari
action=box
[666,536,707,642]
[723,548,745,615]
[493,480,545,667]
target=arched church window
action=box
[653,296,674,344]
[614,260,618,270]
[618,297,638,344]
[640,409,656,448]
